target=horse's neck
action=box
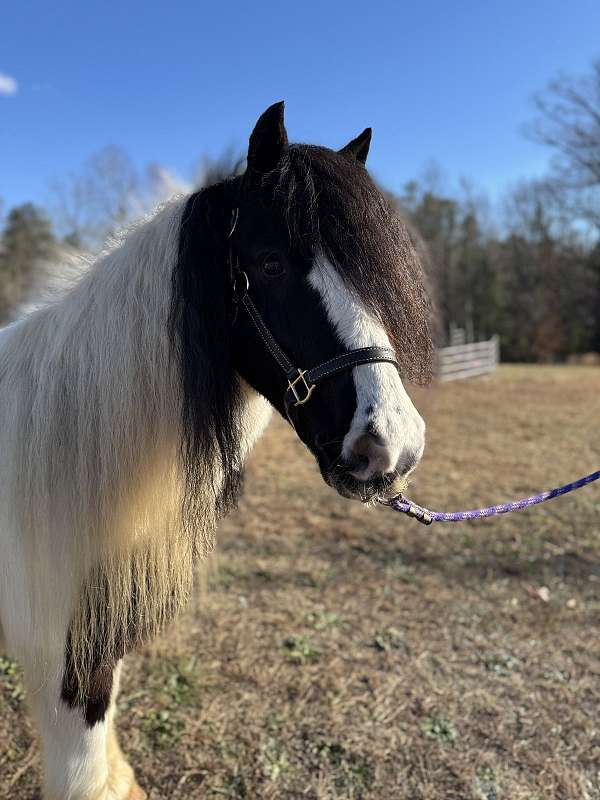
[1,199,190,543]
[15,197,185,402]
[2,190,270,547]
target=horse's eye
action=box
[263,257,284,277]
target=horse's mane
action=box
[269,145,434,384]
[171,182,245,529]
[1,190,260,694]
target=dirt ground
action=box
[1,365,600,799]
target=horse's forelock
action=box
[272,145,434,385]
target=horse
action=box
[0,101,433,799]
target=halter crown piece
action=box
[227,207,399,419]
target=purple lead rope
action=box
[379,469,600,525]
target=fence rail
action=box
[437,335,499,381]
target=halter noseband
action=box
[228,208,400,418]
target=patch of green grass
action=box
[481,652,521,676]
[0,656,25,704]
[313,739,374,794]
[369,626,408,653]
[318,740,353,771]
[305,609,340,630]
[141,709,184,750]
[117,687,148,713]
[422,716,458,744]
[209,774,248,798]
[475,764,498,800]
[542,666,569,683]
[136,657,204,750]
[283,635,320,663]
[161,657,202,706]
[265,711,287,733]
[208,564,246,590]
[262,738,290,781]
[129,656,207,712]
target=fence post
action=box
[437,335,500,382]
[492,334,500,366]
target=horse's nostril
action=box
[346,452,369,473]
[348,432,396,480]
[351,433,374,459]
[360,424,387,449]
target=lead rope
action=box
[380,469,600,525]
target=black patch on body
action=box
[60,565,185,727]
[61,632,114,727]
[60,571,124,727]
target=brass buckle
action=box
[287,369,316,406]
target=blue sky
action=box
[2,0,600,215]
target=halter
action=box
[228,207,399,418]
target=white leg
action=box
[25,660,145,800]
[0,517,145,799]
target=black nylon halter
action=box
[228,208,400,417]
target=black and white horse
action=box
[0,102,433,799]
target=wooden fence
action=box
[437,335,500,381]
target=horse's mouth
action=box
[324,468,403,504]
[313,434,408,503]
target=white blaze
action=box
[308,256,425,480]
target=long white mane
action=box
[0,197,269,689]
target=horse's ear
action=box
[339,128,372,164]
[247,101,288,173]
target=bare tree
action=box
[528,60,600,228]
[49,146,143,248]
[50,146,203,251]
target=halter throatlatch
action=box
[228,207,400,416]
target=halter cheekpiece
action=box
[227,207,400,417]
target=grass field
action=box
[1,365,600,799]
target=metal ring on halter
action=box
[228,207,240,239]
[232,269,249,298]
[230,268,248,324]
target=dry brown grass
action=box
[1,365,600,799]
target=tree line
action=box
[401,60,600,358]
[398,175,599,360]
[1,61,599,360]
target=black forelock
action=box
[265,144,434,385]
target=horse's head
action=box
[230,102,433,502]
